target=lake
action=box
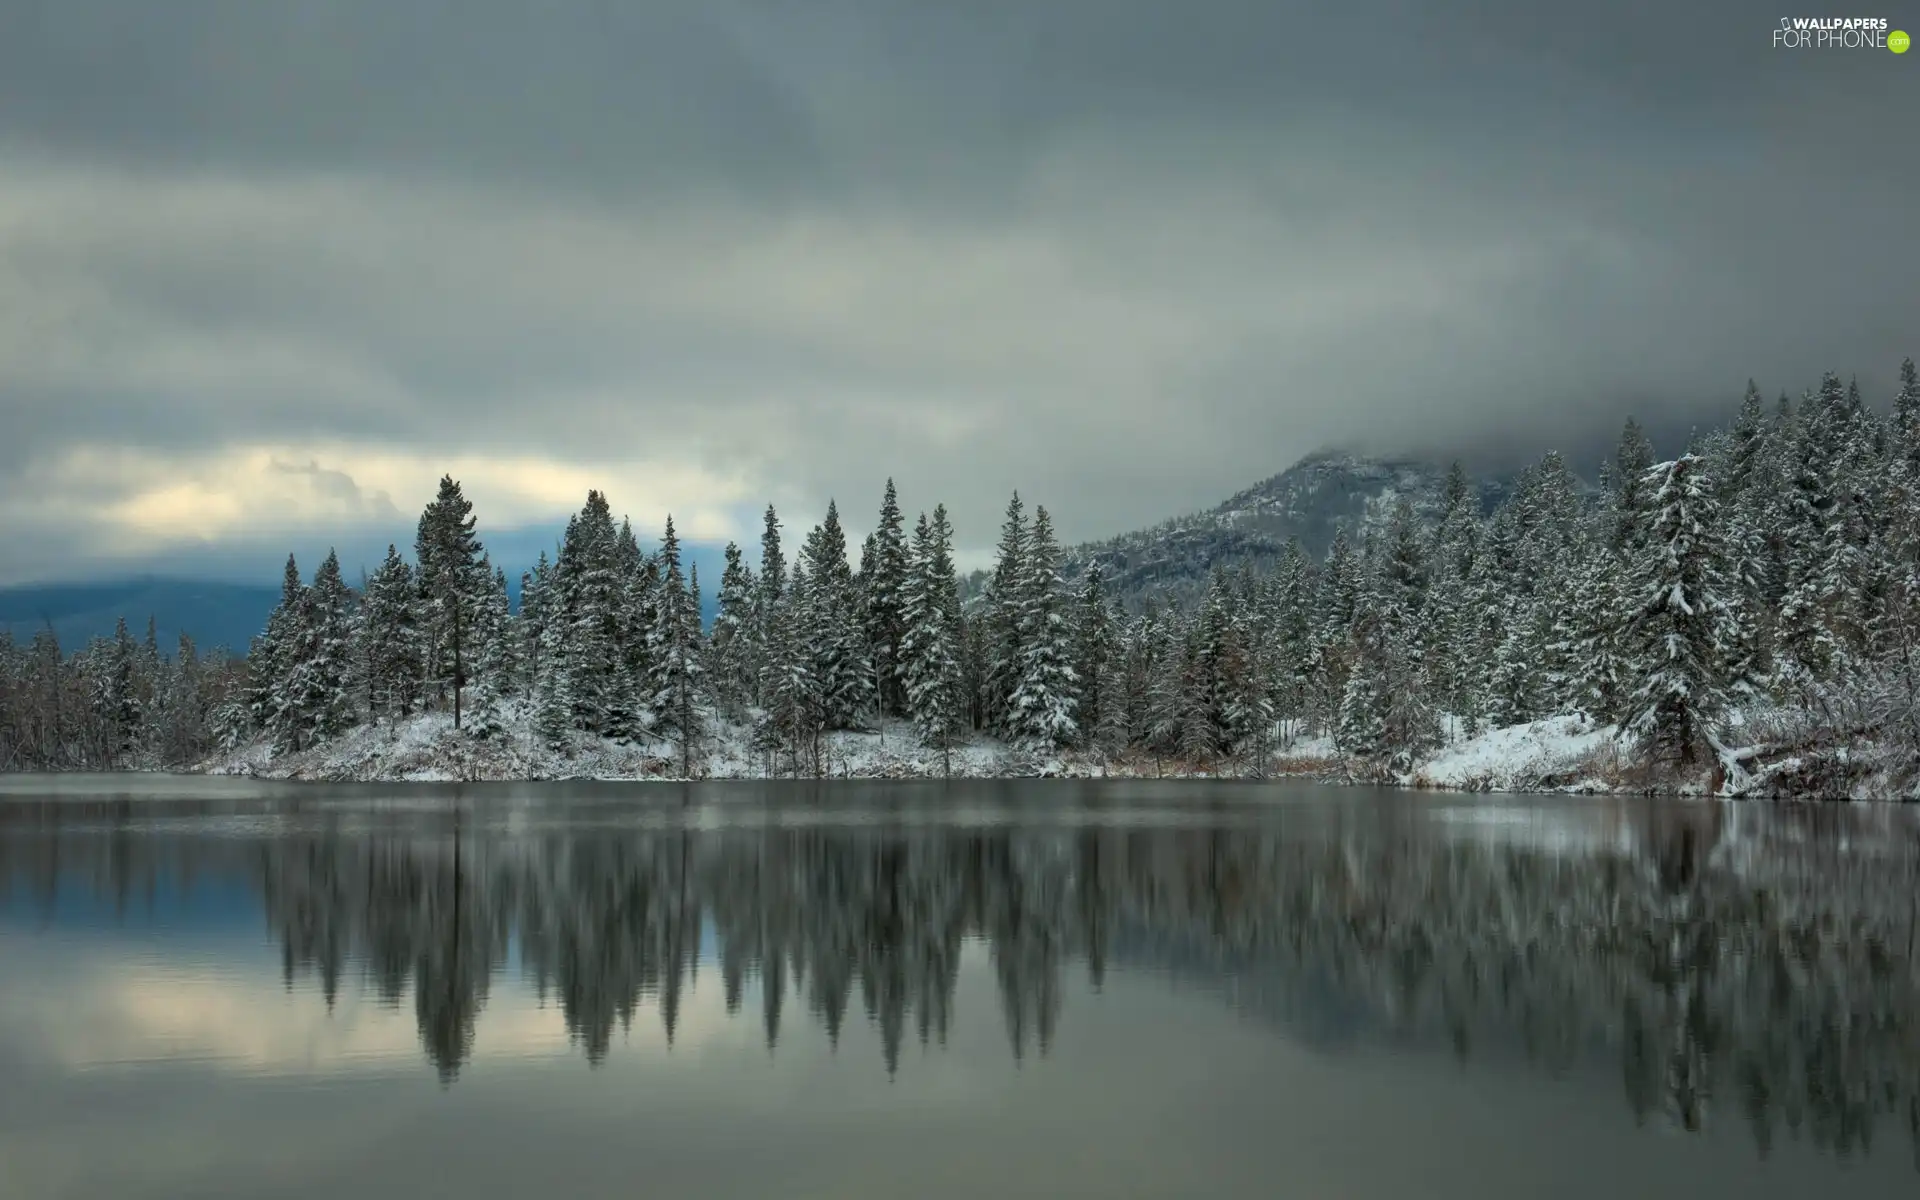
[1,776,1916,1199]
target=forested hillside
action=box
[1050,452,1519,611]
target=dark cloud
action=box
[0,0,1914,577]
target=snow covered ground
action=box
[209,708,1095,784]
[1409,715,1627,794]
[200,706,1901,799]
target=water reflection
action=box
[3,789,1919,1168]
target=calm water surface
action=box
[2,776,1917,1199]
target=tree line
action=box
[4,361,1917,782]
[0,614,247,771]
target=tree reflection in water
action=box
[3,794,1918,1165]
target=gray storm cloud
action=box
[0,0,1913,582]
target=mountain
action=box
[0,579,282,656]
[1,541,733,657]
[1054,451,1520,609]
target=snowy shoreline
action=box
[186,710,1909,800]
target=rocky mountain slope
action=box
[1052,451,1516,609]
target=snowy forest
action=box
[3,364,1919,794]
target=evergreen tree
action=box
[606,517,653,743]
[250,554,305,748]
[1140,609,1185,769]
[1091,619,1136,760]
[358,544,422,723]
[1612,418,1657,552]
[754,505,787,710]
[1426,469,1481,732]
[554,492,623,737]
[800,500,873,729]
[289,550,355,745]
[1554,545,1632,724]
[414,476,490,729]
[1893,357,1920,476]
[901,508,965,770]
[709,541,756,719]
[1071,563,1116,749]
[533,612,574,753]
[1622,456,1738,768]
[1335,616,1387,760]
[1006,505,1078,750]
[864,479,910,718]
[983,492,1029,734]
[1266,539,1315,739]
[1777,375,1858,681]
[467,567,515,740]
[1483,598,1547,728]
[136,615,162,745]
[1378,498,1431,688]
[1175,622,1218,765]
[99,616,142,758]
[1724,381,1770,498]
[650,516,705,775]
[1308,528,1360,734]
[769,565,824,774]
[518,552,553,697]
[157,633,209,764]
[1217,592,1273,771]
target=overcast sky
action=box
[1,1,1914,584]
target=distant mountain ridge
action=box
[0,579,281,656]
[1056,450,1521,609]
[0,541,734,657]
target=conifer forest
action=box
[4,365,1920,797]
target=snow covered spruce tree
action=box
[650,516,706,776]
[980,491,1031,734]
[863,480,910,720]
[1335,554,1437,766]
[1263,538,1314,742]
[800,501,872,731]
[1308,528,1360,734]
[1553,536,1632,725]
[288,550,357,746]
[1095,612,1151,760]
[1620,455,1742,769]
[414,476,492,729]
[1424,466,1480,733]
[900,506,965,772]
[249,554,306,750]
[752,504,786,711]
[1005,504,1078,751]
[708,540,756,720]
[517,553,553,697]
[1216,576,1275,773]
[1776,374,1861,685]
[1071,563,1116,750]
[466,567,515,740]
[357,544,422,724]
[553,491,625,738]
[767,563,824,774]
[97,617,143,758]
